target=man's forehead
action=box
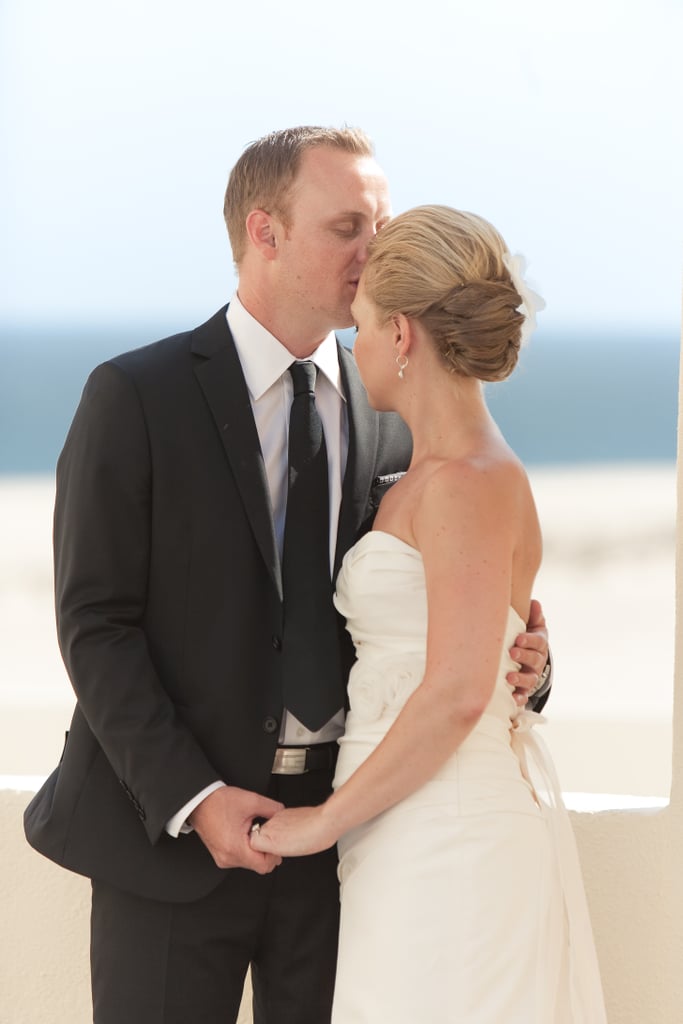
[293,147,389,199]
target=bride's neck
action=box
[399,374,498,463]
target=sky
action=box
[1,0,682,333]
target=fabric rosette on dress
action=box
[335,649,426,788]
[346,654,424,723]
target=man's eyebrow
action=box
[327,211,362,221]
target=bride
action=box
[251,205,607,1022]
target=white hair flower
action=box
[502,252,546,346]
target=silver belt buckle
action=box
[272,747,308,775]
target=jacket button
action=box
[272,635,282,650]
[263,716,279,735]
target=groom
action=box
[24,126,550,1023]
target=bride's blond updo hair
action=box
[362,205,525,382]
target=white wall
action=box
[5,780,681,1022]
[0,789,253,1023]
[1,787,90,1024]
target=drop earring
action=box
[396,354,408,379]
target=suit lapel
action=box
[335,342,379,578]
[191,310,282,600]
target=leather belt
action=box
[271,743,339,775]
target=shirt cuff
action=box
[165,780,226,838]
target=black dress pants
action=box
[91,769,340,1024]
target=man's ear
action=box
[245,209,279,261]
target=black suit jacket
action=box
[24,308,412,902]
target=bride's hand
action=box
[249,805,337,858]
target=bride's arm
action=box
[251,461,527,858]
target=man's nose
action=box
[356,229,376,265]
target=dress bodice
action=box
[333,529,523,732]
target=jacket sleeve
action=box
[53,360,221,843]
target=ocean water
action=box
[0,320,679,474]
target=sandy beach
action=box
[0,463,676,798]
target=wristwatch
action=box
[533,658,552,696]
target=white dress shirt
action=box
[166,295,349,836]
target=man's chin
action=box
[335,300,356,330]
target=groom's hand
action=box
[506,598,549,705]
[189,786,284,874]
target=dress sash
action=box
[511,711,608,1023]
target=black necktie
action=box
[281,361,344,730]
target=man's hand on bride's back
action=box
[506,598,549,706]
[250,805,337,858]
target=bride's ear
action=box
[392,313,413,359]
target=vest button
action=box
[272,635,282,650]
[263,716,279,735]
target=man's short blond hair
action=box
[224,126,375,265]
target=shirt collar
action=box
[226,293,345,402]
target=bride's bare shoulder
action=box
[419,448,526,502]
[412,448,538,548]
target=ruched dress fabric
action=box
[331,531,607,1024]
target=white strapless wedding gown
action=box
[331,531,607,1023]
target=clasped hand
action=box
[249,805,336,859]
[189,785,285,874]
